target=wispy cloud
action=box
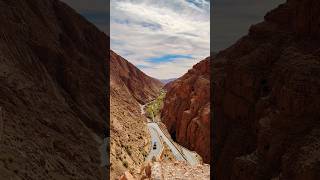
[111,0,210,79]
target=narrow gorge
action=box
[110,50,163,178]
[111,51,211,180]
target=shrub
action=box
[145,90,166,119]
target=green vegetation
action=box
[146,89,166,120]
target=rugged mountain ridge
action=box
[0,0,107,179]
[110,51,163,179]
[161,58,210,163]
[110,50,163,104]
[213,0,320,179]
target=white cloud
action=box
[111,0,210,79]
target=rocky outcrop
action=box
[120,161,210,180]
[151,161,210,180]
[161,58,210,163]
[110,51,163,179]
[213,0,320,179]
[0,0,107,179]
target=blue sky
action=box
[146,54,193,63]
[111,0,210,79]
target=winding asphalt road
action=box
[141,104,199,165]
[148,122,186,161]
[145,124,163,160]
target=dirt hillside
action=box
[110,50,163,179]
[0,0,108,179]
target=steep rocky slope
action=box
[110,51,163,179]
[213,0,320,179]
[0,0,108,179]
[161,58,210,163]
[111,51,163,105]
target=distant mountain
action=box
[160,78,177,85]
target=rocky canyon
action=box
[213,0,320,179]
[110,50,163,179]
[0,0,108,179]
[4,0,319,180]
[161,57,210,164]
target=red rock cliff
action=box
[0,0,107,179]
[161,58,210,163]
[213,0,320,179]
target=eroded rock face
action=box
[110,51,163,179]
[161,58,210,163]
[213,0,320,179]
[0,0,107,179]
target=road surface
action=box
[142,104,199,165]
[181,147,199,166]
[146,124,163,161]
[148,122,185,161]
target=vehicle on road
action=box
[153,142,157,149]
